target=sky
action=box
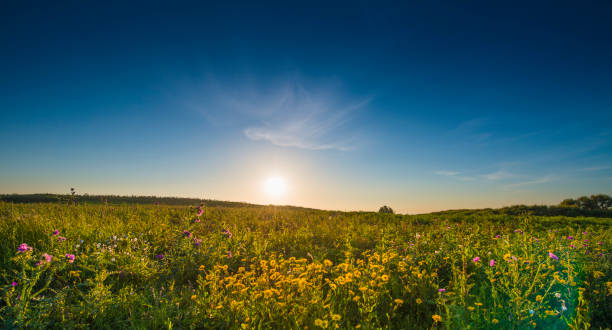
[1,1,611,213]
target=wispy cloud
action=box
[434,170,474,181]
[181,74,371,151]
[503,175,555,189]
[482,170,516,181]
[446,118,492,146]
[580,165,610,172]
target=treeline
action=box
[0,193,258,208]
[431,194,612,218]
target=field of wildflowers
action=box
[1,202,610,329]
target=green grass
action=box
[0,202,610,329]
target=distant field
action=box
[1,201,610,329]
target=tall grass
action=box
[0,202,610,328]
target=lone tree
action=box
[378,205,394,214]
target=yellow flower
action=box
[331,314,341,321]
[314,319,324,327]
[416,298,423,304]
[545,310,556,316]
[353,295,360,302]
[474,302,483,306]
[191,295,197,300]
[381,274,389,281]
[324,259,333,267]
[492,319,499,324]
[432,314,442,322]
[198,265,205,271]
[536,295,543,302]
[467,306,475,311]
[394,299,404,304]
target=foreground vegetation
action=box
[1,201,610,329]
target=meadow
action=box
[0,201,610,329]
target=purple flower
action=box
[489,259,495,267]
[183,230,192,238]
[57,236,66,241]
[65,254,75,263]
[570,244,575,249]
[53,229,59,236]
[196,205,204,217]
[548,252,558,260]
[11,281,17,287]
[37,253,53,266]
[155,254,165,259]
[567,236,573,240]
[494,235,500,239]
[193,238,202,246]
[472,257,480,263]
[438,288,446,293]
[17,243,33,253]
[227,250,232,258]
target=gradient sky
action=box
[1,1,611,213]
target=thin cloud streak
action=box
[181,74,372,151]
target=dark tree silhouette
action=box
[378,205,394,214]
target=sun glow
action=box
[263,176,287,198]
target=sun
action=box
[263,176,287,197]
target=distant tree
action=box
[591,194,612,210]
[577,196,597,210]
[559,198,578,207]
[378,205,394,214]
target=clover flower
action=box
[17,243,33,253]
[37,253,53,266]
[65,254,75,263]
[155,254,165,259]
[11,281,17,287]
[549,252,559,260]
[438,288,446,293]
[489,259,495,267]
[472,256,480,263]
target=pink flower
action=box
[65,254,75,263]
[17,243,33,253]
[37,253,53,266]
[53,229,59,236]
[489,259,495,267]
[548,252,558,260]
[472,257,480,263]
[183,230,192,238]
[57,236,66,241]
[438,288,446,292]
[193,238,202,246]
[494,235,500,239]
[11,281,17,287]
[227,250,232,258]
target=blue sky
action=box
[1,1,611,212]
